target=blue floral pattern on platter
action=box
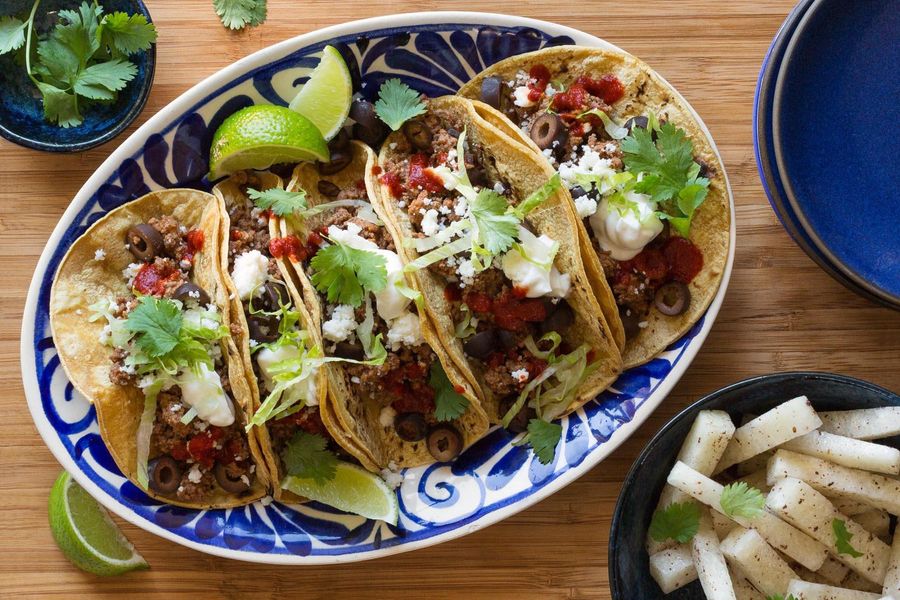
[28,21,708,561]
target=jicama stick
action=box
[733,469,771,494]
[884,527,900,597]
[767,450,900,515]
[692,508,737,600]
[785,579,882,599]
[781,430,900,475]
[765,477,891,585]
[715,396,821,474]
[649,544,697,593]
[832,496,877,517]
[720,527,797,596]
[648,410,736,554]
[712,508,739,539]
[853,509,891,541]
[843,571,885,593]
[731,573,765,600]
[818,408,900,441]
[668,461,828,570]
[816,555,851,584]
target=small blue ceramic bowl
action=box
[608,372,900,599]
[0,0,155,152]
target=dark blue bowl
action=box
[608,372,900,599]
[773,0,900,308]
[0,0,155,152]
[753,0,893,308]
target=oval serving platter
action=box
[21,12,734,564]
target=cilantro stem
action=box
[24,0,41,86]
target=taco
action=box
[458,46,730,367]
[372,96,622,461]
[49,189,268,508]
[266,140,490,468]
[213,171,379,503]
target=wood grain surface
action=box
[2,1,898,598]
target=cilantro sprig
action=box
[212,0,267,30]
[620,119,710,236]
[766,595,798,600]
[248,187,308,217]
[649,501,701,543]
[525,419,562,465]
[719,482,766,519]
[470,189,519,255]
[309,241,387,307]
[832,518,864,558]
[281,431,338,484]
[429,362,469,422]
[374,78,427,131]
[0,0,157,128]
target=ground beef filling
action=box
[228,173,272,261]
[150,380,255,503]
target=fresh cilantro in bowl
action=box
[0,0,157,128]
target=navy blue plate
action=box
[0,0,155,152]
[753,0,893,308]
[608,372,900,598]
[773,0,900,307]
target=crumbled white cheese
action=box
[187,464,203,484]
[545,83,558,97]
[421,208,440,236]
[512,85,537,107]
[638,321,649,329]
[574,195,599,219]
[493,182,506,194]
[557,146,616,190]
[456,258,475,287]
[260,495,273,506]
[380,465,404,490]
[386,312,424,350]
[379,406,397,428]
[322,304,357,343]
[240,475,250,486]
[122,262,142,286]
[94,249,106,261]
[389,142,398,150]
[511,368,530,383]
[454,197,468,217]
[351,376,361,384]
[231,250,268,301]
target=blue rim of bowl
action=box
[753,0,893,308]
[771,0,900,309]
[607,370,899,597]
[0,1,156,153]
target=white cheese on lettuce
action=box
[231,250,268,301]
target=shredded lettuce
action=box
[356,295,387,362]
[135,380,163,489]
[523,332,562,360]
[578,108,628,140]
[508,173,562,220]
[403,235,472,273]
[394,279,424,310]
[411,218,471,252]
[454,303,477,339]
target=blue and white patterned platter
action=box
[21,13,735,564]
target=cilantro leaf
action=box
[74,59,137,99]
[649,502,701,543]
[374,78,427,131]
[281,431,338,484]
[213,0,267,30]
[36,82,81,128]
[527,419,562,465]
[832,518,864,558]
[247,187,308,217]
[309,243,387,307]
[0,16,26,55]
[101,12,158,55]
[125,296,183,358]
[470,189,519,254]
[54,3,102,62]
[720,482,766,519]
[429,362,469,422]
[766,595,798,600]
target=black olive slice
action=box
[624,115,649,133]
[401,120,433,151]
[329,127,350,151]
[427,424,463,462]
[497,330,519,350]
[530,113,567,151]
[334,342,365,360]
[540,301,575,335]
[480,76,503,109]
[394,412,427,442]
[619,306,643,339]
[257,282,288,312]
[463,330,497,360]
[173,282,211,306]
[317,180,342,198]
[318,149,352,175]
[248,314,279,343]
[214,462,251,493]
[655,282,691,316]
[148,455,182,494]
[125,223,164,261]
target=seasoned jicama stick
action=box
[781,430,900,475]
[648,410,736,554]
[715,396,821,474]
[816,555,852,584]
[720,527,797,596]
[765,477,891,585]
[712,508,739,539]
[732,469,771,493]
[818,408,900,441]
[832,496,877,517]
[649,544,697,593]
[853,509,891,541]
[785,578,882,599]
[668,461,828,570]
[884,527,900,596]
[692,508,737,600]
[843,571,885,593]
[731,574,765,600]
[767,450,900,515]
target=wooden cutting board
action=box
[2,0,898,597]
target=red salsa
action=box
[380,171,404,199]
[407,153,445,195]
[132,262,181,296]
[269,235,304,261]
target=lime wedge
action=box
[288,45,353,141]
[208,105,329,179]
[48,471,148,576]
[282,463,399,525]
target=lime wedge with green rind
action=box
[208,104,329,179]
[49,471,148,576]
[281,463,399,525]
[288,45,353,141]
